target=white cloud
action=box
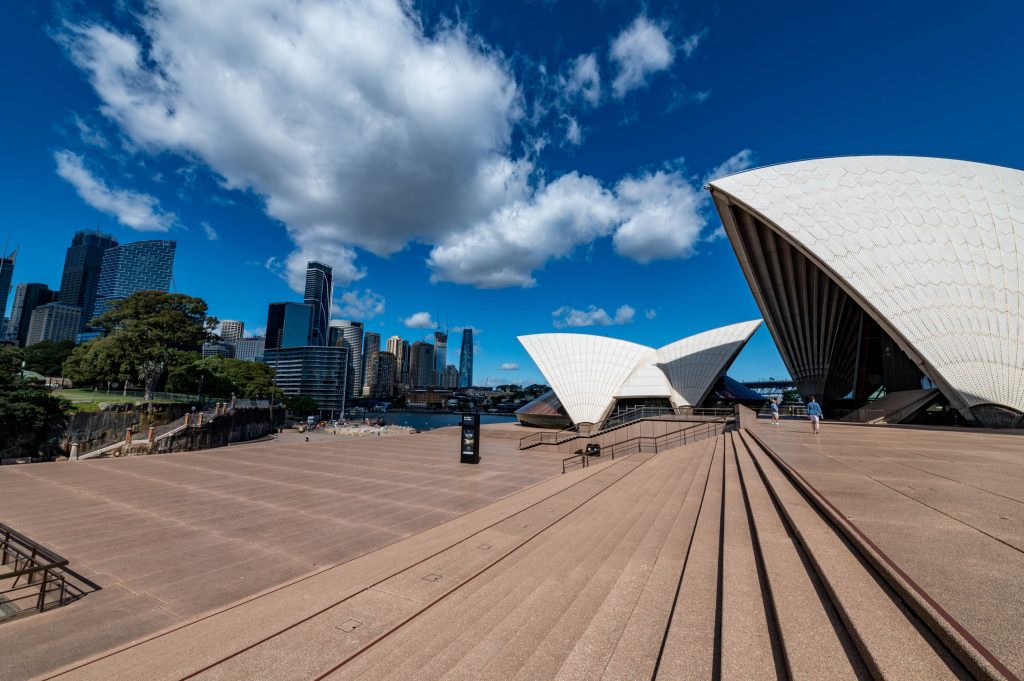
[645,309,657,320]
[680,30,707,58]
[61,0,525,287]
[336,288,386,320]
[562,53,601,106]
[427,172,621,288]
[202,221,218,241]
[72,114,108,148]
[500,362,519,371]
[564,116,583,145]
[610,16,674,98]
[54,150,174,231]
[245,326,266,338]
[612,170,707,263]
[704,148,756,183]
[402,311,436,329]
[552,304,635,329]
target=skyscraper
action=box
[443,364,459,388]
[26,303,82,346]
[361,331,381,395]
[220,320,244,344]
[6,283,57,346]
[304,261,332,346]
[262,346,348,417]
[364,350,397,399]
[94,239,176,317]
[432,331,447,386]
[58,230,117,330]
[265,302,313,349]
[234,336,266,362]
[399,339,411,387]
[0,247,16,328]
[408,341,435,389]
[386,335,405,385]
[458,328,474,388]
[330,319,364,398]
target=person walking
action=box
[806,396,823,434]
[770,398,780,426]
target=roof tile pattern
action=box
[519,320,761,425]
[711,156,1024,414]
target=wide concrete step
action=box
[738,430,970,680]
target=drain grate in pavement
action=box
[336,619,363,633]
[422,573,442,582]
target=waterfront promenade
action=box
[1,420,1022,680]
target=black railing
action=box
[522,406,738,450]
[561,418,729,473]
[1,524,90,622]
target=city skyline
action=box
[4,2,1023,385]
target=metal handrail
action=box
[523,405,737,450]
[1,523,87,621]
[561,417,730,473]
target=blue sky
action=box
[3,1,1022,386]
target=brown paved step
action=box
[734,430,869,681]
[743,433,970,681]
[326,441,710,681]
[653,435,726,681]
[42,456,626,681]
[189,453,663,680]
[562,438,718,681]
[719,432,781,680]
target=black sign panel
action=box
[460,412,481,464]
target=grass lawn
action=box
[56,389,176,412]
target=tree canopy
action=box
[166,356,281,399]
[0,346,70,458]
[65,291,218,399]
[23,340,76,377]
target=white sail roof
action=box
[518,320,761,425]
[710,156,1024,416]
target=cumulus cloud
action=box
[553,304,635,329]
[500,362,519,371]
[245,326,266,338]
[645,309,657,320]
[427,172,621,287]
[704,148,756,182]
[564,116,583,145]
[402,311,436,329]
[612,170,707,263]
[610,16,674,97]
[336,288,386,320]
[60,0,524,287]
[54,150,174,231]
[202,221,218,241]
[562,53,601,106]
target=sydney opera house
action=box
[708,156,1023,428]
[517,320,763,430]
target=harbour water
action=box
[373,412,517,431]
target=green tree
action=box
[90,291,217,400]
[0,346,70,458]
[63,335,128,388]
[166,356,281,399]
[23,340,76,377]
[282,394,319,416]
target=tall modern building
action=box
[94,239,176,317]
[0,247,15,328]
[266,302,313,349]
[364,350,397,400]
[362,331,381,395]
[202,342,235,359]
[26,303,83,346]
[408,341,435,389]
[5,283,57,346]
[399,339,411,387]
[262,346,348,418]
[432,331,447,387]
[385,335,403,387]
[234,336,266,362]
[58,230,118,330]
[458,328,474,388]
[304,261,332,347]
[330,320,364,398]
[220,320,244,344]
[442,364,459,389]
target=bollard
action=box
[70,442,79,460]
[184,413,192,426]
[197,412,204,426]
[147,426,155,441]
[125,428,133,445]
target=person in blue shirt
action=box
[806,396,823,434]
[770,398,780,426]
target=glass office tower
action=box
[94,239,176,317]
[458,328,474,388]
[304,261,332,346]
[58,230,118,330]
